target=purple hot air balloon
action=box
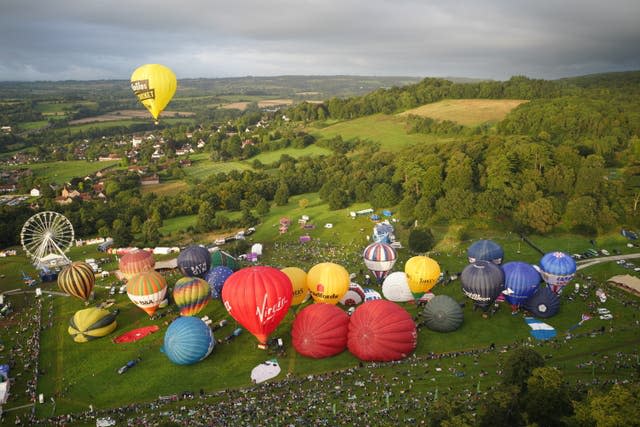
[363,242,397,283]
[204,265,234,299]
[178,245,211,278]
[502,261,541,310]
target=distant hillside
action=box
[399,99,528,126]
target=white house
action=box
[30,188,41,197]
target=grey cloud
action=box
[0,0,638,81]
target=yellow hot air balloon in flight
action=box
[404,256,441,298]
[130,64,177,122]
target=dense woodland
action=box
[1,72,639,248]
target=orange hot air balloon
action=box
[281,267,309,305]
[306,262,349,305]
[126,270,168,316]
[221,266,293,346]
[119,249,155,280]
[404,256,441,298]
[58,261,95,301]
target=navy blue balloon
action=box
[467,240,504,265]
[163,317,214,365]
[461,261,505,309]
[502,261,541,306]
[524,286,560,318]
[178,245,211,278]
[205,265,234,299]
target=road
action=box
[576,252,640,270]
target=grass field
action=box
[399,99,528,126]
[2,160,120,184]
[250,145,332,164]
[183,154,252,180]
[2,198,640,420]
[311,114,452,151]
[140,180,190,197]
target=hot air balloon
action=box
[422,295,464,332]
[118,249,155,280]
[339,282,366,306]
[205,265,234,299]
[461,261,504,310]
[381,272,413,302]
[502,261,541,310]
[347,300,417,362]
[363,242,397,283]
[281,267,309,306]
[130,64,176,122]
[68,308,117,343]
[537,251,576,294]
[467,239,504,265]
[162,317,214,365]
[292,304,349,358]
[372,222,395,244]
[126,270,168,316]
[178,245,211,278]
[210,249,239,271]
[404,256,441,298]
[173,277,211,316]
[306,262,350,305]
[221,266,293,346]
[524,286,560,318]
[58,261,95,301]
[363,288,382,301]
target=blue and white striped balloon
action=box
[363,242,397,283]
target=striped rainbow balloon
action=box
[173,277,211,316]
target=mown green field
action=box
[311,114,452,150]
[250,145,332,164]
[2,196,640,419]
[399,99,528,126]
[183,154,251,180]
[1,160,120,185]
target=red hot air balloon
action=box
[291,304,349,358]
[221,266,293,346]
[119,249,155,280]
[347,300,417,362]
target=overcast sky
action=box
[1,0,639,82]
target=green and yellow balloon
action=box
[68,308,117,343]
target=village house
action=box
[131,136,144,148]
[98,153,122,162]
[30,188,41,197]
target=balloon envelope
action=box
[68,308,117,343]
[178,245,211,278]
[404,256,441,298]
[127,270,168,316]
[205,266,234,299]
[163,317,214,365]
[467,239,504,265]
[306,262,350,305]
[502,261,541,306]
[119,249,155,280]
[363,242,397,283]
[347,300,417,361]
[382,272,413,302]
[281,267,309,306]
[524,286,560,318]
[339,283,366,306]
[130,64,176,121]
[173,277,211,316]
[422,295,464,332]
[222,266,293,345]
[538,252,576,289]
[460,261,505,309]
[210,250,239,271]
[292,304,349,358]
[58,261,95,301]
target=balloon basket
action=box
[257,344,268,350]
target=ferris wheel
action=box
[21,211,75,267]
